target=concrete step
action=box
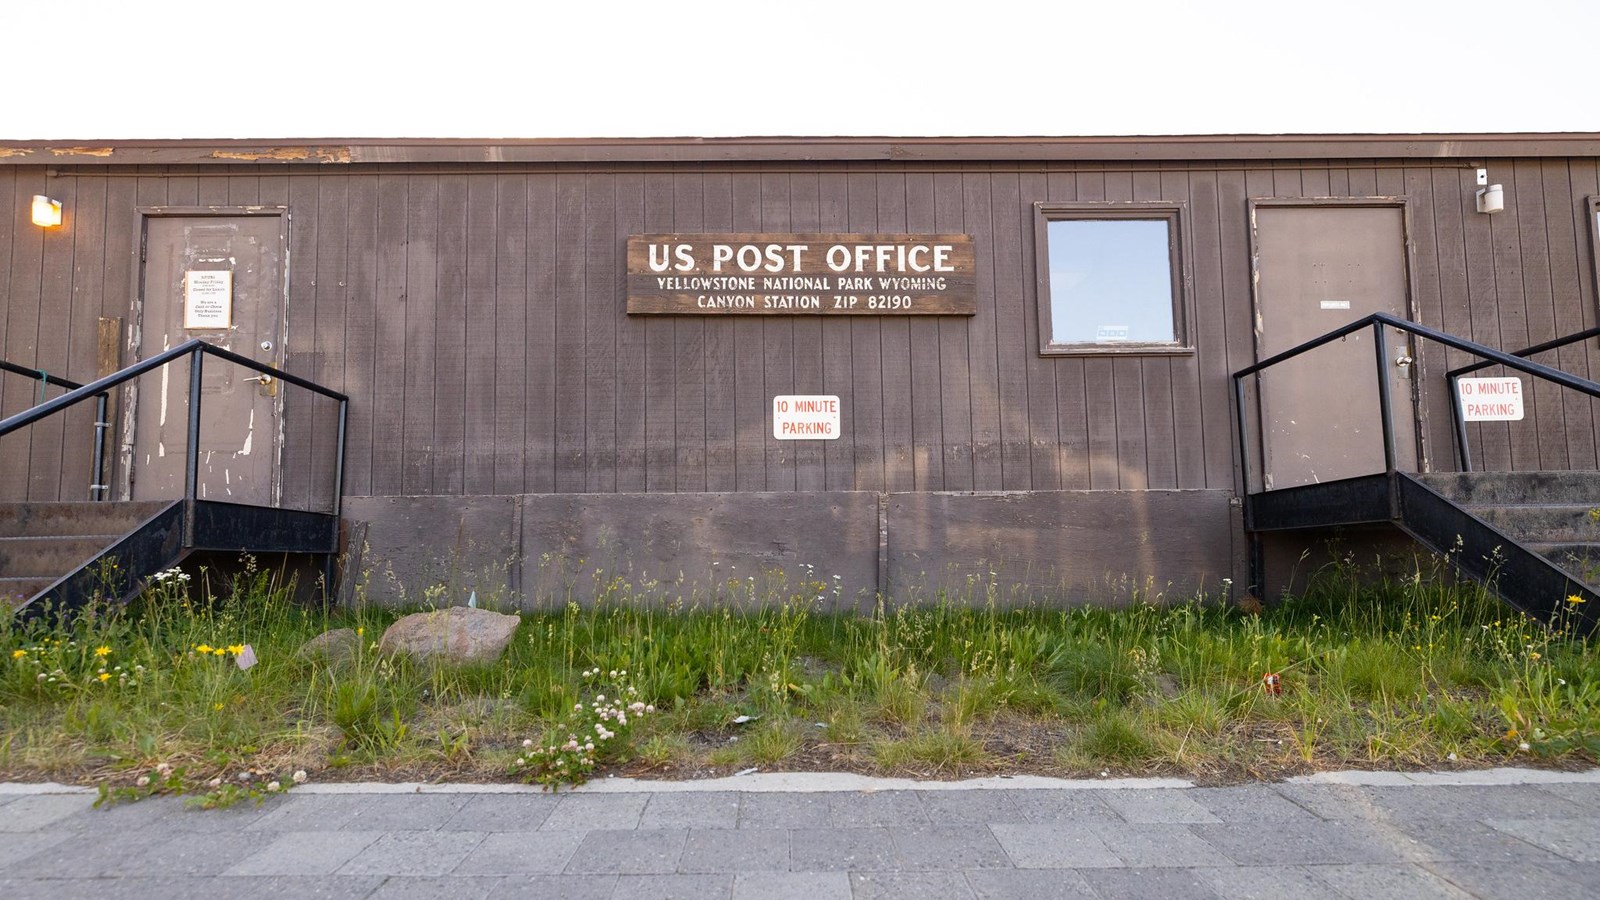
[0,575,55,606]
[0,501,170,539]
[1467,504,1600,543]
[1525,542,1600,591]
[1418,471,1600,506]
[0,535,118,578]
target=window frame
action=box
[1588,196,1600,312]
[1033,200,1194,357]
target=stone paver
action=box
[1081,866,1224,899]
[440,794,559,832]
[963,868,1100,899]
[1006,789,1124,825]
[738,792,831,829]
[0,794,95,832]
[790,826,898,871]
[850,870,977,898]
[1309,863,1472,900]
[541,793,649,832]
[988,823,1122,868]
[563,828,687,875]
[731,871,851,900]
[678,828,788,873]
[1096,823,1234,867]
[828,790,930,827]
[453,831,586,875]
[484,874,616,899]
[1486,816,1600,862]
[887,825,1011,870]
[1196,864,1331,900]
[222,829,385,876]
[1191,819,1409,866]
[1193,786,1317,823]
[337,830,488,877]
[4,772,1600,898]
[610,873,733,899]
[1103,788,1222,824]
[639,791,740,829]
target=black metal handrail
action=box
[1445,325,1600,471]
[1447,325,1600,380]
[0,360,110,500]
[0,339,349,517]
[1233,312,1600,497]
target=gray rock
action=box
[378,606,520,665]
[297,628,361,666]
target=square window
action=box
[1034,202,1191,355]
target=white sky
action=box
[6,0,1597,140]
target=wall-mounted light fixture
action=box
[30,194,62,228]
[1474,168,1504,215]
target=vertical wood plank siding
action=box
[3,159,1599,504]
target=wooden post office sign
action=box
[627,233,976,315]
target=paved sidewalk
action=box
[3,770,1600,899]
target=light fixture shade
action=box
[31,195,62,227]
[1476,184,1505,215]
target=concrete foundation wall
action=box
[340,489,1241,611]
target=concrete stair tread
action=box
[0,576,57,604]
[0,531,123,538]
[1417,471,1600,505]
[1459,502,1600,510]
[0,500,173,538]
[0,535,119,579]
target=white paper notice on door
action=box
[184,270,233,329]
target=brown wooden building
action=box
[4,135,1600,610]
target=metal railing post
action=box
[1449,373,1473,472]
[90,393,109,500]
[1372,322,1397,474]
[332,398,348,518]
[185,348,204,504]
[1233,372,1252,503]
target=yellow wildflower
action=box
[212,648,226,657]
[1530,652,1542,660]
[94,646,111,658]
[213,702,224,711]
[11,649,25,659]
[1566,594,1587,605]
[195,644,213,654]
[97,673,111,683]
[227,644,245,656]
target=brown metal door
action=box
[1253,204,1418,490]
[129,213,285,504]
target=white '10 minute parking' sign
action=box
[1458,377,1524,421]
[773,395,840,440]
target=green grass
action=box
[3,552,1599,793]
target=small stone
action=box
[297,628,361,666]
[378,606,521,665]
